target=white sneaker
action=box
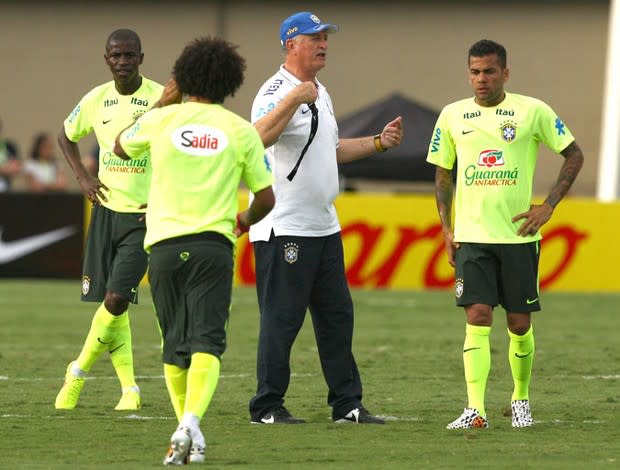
[163,426,192,465]
[189,444,205,464]
[511,400,533,427]
[446,408,489,429]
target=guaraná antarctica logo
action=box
[464,149,519,187]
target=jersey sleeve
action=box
[534,101,575,154]
[241,125,273,193]
[63,92,95,142]
[119,110,158,158]
[426,108,456,169]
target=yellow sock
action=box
[463,324,491,416]
[109,311,137,390]
[184,353,221,419]
[508,325,535,401]
[76,303,121,372]
[164,363,188,421]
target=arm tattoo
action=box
[545,141,584,208]
[434,167,454,229]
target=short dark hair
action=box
[106,29,142,53]
[173,36,246,104]
[468,39,507,69]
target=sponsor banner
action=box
[234,192,620,292]
[0,193,83,278]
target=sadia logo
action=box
[478,149,504,168]
[172,125,228,157]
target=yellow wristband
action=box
[373,134,386,153]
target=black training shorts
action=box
[454,241,541,313]
[81,204,147,303]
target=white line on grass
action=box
[1,372,318,381]
[123,414,175,420]
[0,414,605,425]
[582,374,620,379]
[381,415,423,422]
[1,373,247,381]
[0,414,174,420]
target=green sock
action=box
[463,324,491,416]
[109,311,137,390]
[76,303,121,372]
[508,325,535,401]
[164,363,188,422]
[184,353,221,419]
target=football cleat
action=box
[163,426,192,466]
[333,407,385,424]
[447,408,489,429]
[189,444,206,464]
[511,400,533,428]
[54,361,85,410]
[250,406,305,424]
[114,387,141,411]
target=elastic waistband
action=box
[152,231,232,249]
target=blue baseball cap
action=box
[280,12,338,46]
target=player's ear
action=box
[139,53,144,65]
[503,67,510,82]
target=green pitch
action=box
[0,280,618,468]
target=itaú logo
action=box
[172,125,228,156]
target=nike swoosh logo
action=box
[301,107,311,114]
[346,408,361,422]
[526,298,539,304]
[109,343,125,353]
[0,226,77,264]
[515,351,533,358]
[103,119,112,124]
[261,415,275,424]
[463,347,481,353]
[97,337,113,345]
[462,130,474,135]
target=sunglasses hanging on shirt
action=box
[286,102,318,181]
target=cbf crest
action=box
[132,110,146,120]
[455,278,464,299]
[500,120,517,143]
[82,276,91,295]
[284,242,299,264]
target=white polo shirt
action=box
[249,65,341,242]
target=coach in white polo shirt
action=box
[246,11,403,425]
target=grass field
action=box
[0,280,618,469]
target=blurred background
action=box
[0,0,609,195]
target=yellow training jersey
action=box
[63,76,164,212]
[426,92,575,243]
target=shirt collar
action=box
[278,65,325,91]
